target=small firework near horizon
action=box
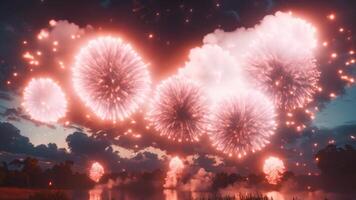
[23,78,67,123]
[208,91,277,158]
[164,156,184,189]
[263,156,286,185]
[148,75,208,142]
[73,36,151,123]
[89,162,105,183]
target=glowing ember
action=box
[23,78,67,123]
[263,156,286,185]
[164,156,184,188]
[73,36,151,122]
[327,13,335,20]
[89,162,104,183]
[37,29,49,40]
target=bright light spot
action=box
[89,162,105,183]
[263,156,286,185]
[23,78,67,123]
[49,19,57,26]
[327,14,335,20]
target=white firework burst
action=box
[208,90,277,158]
[73,36,151,122]
[23,78,67,123]
[148,75,209,142]
[244,12,319,110]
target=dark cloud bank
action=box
[1,120,356,174]
[0,121,166,172]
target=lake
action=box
[0,187,355,200]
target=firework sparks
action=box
[244,12,319,110]
[263,156,286,185]
[148,75,208,142]
[208,90,277,158]
[164,156,184,189]
[89,162,105,183]
[23,78,67,123]
[73,36,151,122]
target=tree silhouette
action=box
[315,144,356,192]
[0,157,94,189]
[10,157,42,187]
[315,144,356,176]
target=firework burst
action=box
[148,75,208,142]
[263,156,286,185]
[89,162,105,183]
[208,91,276,158]
[73,36,150,122]
[244,12,320,110]
[23,78,67,123]
[246,51,319,110]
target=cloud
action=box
[0,122,34,154]
[0,121,167,172]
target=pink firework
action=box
[89,162,105,182]
[208,91,276,158]
[73,36,150,122]
[244,12,320,110]
[263,156,286,185]
[23,78,67,123]
[148,75,208,142]
[164,156,184,189]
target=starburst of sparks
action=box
[148,75,208,142]
[23,78,67,123]
[73,36,151,122]
[208,91,277,158]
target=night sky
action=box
[0,0,355,176]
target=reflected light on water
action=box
[164,189,178,200]
[89,188,102,200]
[82,187,353,200]
[266,191,285,200]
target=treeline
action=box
[0,157,94,189]
[0,144,355,192]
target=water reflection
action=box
[266,191,286,200]
[163,189,178,200]
[83,187,355,200]
[89,188,102,200]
